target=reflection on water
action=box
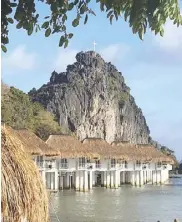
[50,177,182,222]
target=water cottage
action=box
[9,127,173,192]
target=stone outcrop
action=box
[29,51,150,144]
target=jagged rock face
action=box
[29,51,150,144]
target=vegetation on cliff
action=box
[1,85,65,141]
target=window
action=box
[60,158,68,168]
[37,156,43,167]
[61,158,67,164]
[111,159,116,167]
[96,160,101,168]
[79,157,86,167]
[136,161,141,167]
[157,162,161,168]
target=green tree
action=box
[1,86,66,140]
[1,87,34,129]
[32,108,62,140]
[1,0,182,52]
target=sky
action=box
[1,2,182,160]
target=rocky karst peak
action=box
[29,51,150,144]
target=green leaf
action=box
[42,21,49,29]
[72,18,79,27]
[139,29,144,40]
[74,0,79,5]
[44,16,50,19]
[89,9,96,16]
[160,29,164,37]
[62,14,67,22]
[1,45,7,53]
[110,14,114,24]
[7,18,14,24]
[80,5,87,14]
[45,28,51,37]
[9,3,17,7]
[84,14,88,24]
[100,2,104,11]
[107,11,113,18]
[51,3,57,12]
[68,3,74,11]
[114,11,118,21]
[64,39,69,48]
[28,23,34,35]
[16,22,23,29]
[59,36,65,47]
[68,33,73,39]
[14,11,25,21]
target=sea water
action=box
[49,176,182,222]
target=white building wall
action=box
[68,159,76,170]
[127,162,135,171]
[35,155,172,191]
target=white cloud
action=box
[153,16,182,54]
[99,43,131,63]
[2,45,37,72]
[54,49,78,72]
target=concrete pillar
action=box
[106,171,110,188]
[104,171,107,187]
[84,170,88,191]
[131,171,135,186]
[50,172,54,190]
[143,171,145,184]
[66,172,70,188]
[101,172,104,187]
[55,171,58,190]
[72,173,75,187]
[79,171,84,191]
[124,172,130,183]
[146,170,149,182]
[146,171,148,183]
[89,171,93,189]
[110,171,114,188]
[75,171,80,191]
[122,171,126,184]
[59,176,64,189]
[166,170,169,181]
[117,171,120,187]
[92,172,95,186]
[152,170,156,184]
[156,170,161,184]
[160,170,164,184]
[114,171,118,188]
[139,171,144,186]
[135,171,140,186]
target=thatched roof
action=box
[15,128,60,156]
[46,135,173,163]
[82,138,129,160]
[1,125,49,222]
[46,135,100,159]
[111,142,174,163]
[137,144,174,164]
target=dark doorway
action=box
[95,173,101,186]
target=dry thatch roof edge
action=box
[1,125,49,222]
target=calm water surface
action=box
[49,176,182,222]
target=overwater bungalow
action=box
[4,126,174,192]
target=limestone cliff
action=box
[29,51,150,144]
